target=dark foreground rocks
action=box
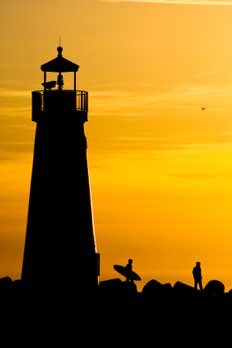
[0,277,231,345]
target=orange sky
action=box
[1,0,232,291]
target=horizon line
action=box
[101,0,232,6]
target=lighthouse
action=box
[21,46,99,293]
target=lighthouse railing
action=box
[32,90,88,121]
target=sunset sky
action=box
[1,0,232,291]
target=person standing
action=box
[125,258,134,283]
[192,261,203,291]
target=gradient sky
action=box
[1,0,232,291]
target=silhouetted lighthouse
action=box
[21,46,99,292]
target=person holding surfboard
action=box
[113,259,141,282]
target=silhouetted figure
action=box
[57,72,64,90]
[192,261,203,291]
[113,261,141,284]
[125,258,134,283]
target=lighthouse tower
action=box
[21,47,99,293]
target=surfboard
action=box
[113,264,141,281]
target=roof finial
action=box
[57,45,63,56]
[57,36,63,56]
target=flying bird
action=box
[201,106,206,111]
